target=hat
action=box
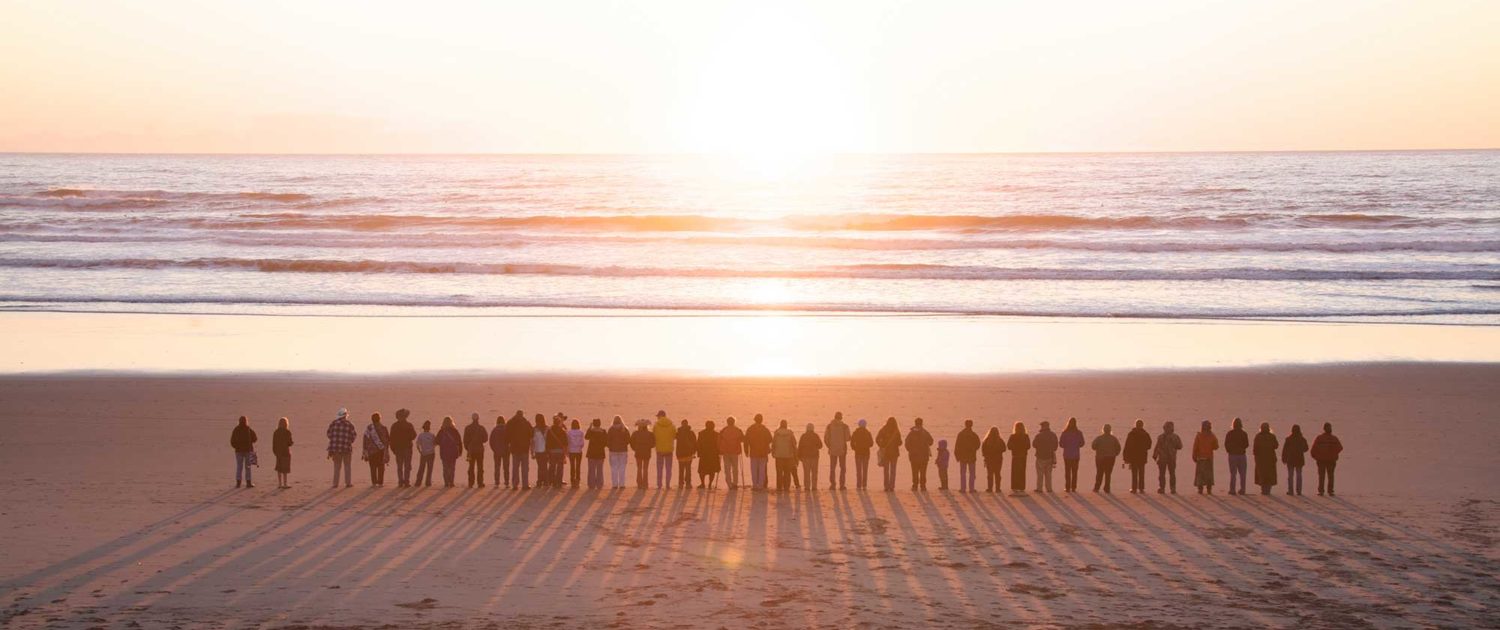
[337,408,347,419]
[858,419,866,427]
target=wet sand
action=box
[1,364,1496,627]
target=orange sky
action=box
[1,0,1496,154]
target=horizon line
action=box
[2,147,1497,158]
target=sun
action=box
[679,6,871,175]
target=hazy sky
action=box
[2,0,1496,154]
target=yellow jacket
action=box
[654,417,676,453]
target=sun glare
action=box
[680,6,870,176]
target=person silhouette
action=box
[905,418,934,491]
[231,415,258,488]
[1091,424,1120,493]
[1123,420,1153,494]
[954,420,980,493]
[1310,422,1343,496]
[1059,418,1085,493]
[1152,421,1183,494]
[1281,424,1308,496]
[1252,422,1279,495]
[1192,421,1219,495]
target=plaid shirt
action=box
[326,417,356,454]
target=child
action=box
[935,439,951,491]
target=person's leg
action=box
[1103,460,1114,493]
[937,465,948,490]
[1326,462,1336,495]
[1094,459,1104,491]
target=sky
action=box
[1,0,1496,154]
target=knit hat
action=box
[337,408,347,419]
[858,419,866,427]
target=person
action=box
[1224,418,1249,495]
[231,415,258,488]
[531,415,549,487]
[1007,422,1031,494]
[1152,421,1183,494]
[1281,424,1308,496]
[585,418,608,489]
[1310,422,1343,496]
[935,439,951,491]
[504,411,532,489]
[798,423,823,490]
[1091,424,1120,493]
[906,418,934,491]
[1033,421,1058,493]
[488,415,510,489]
[606,416,631,489]
[824,412,851,490]
[1059,417,1085,493]
[1252,422,1279,495]
[362,413,390,487]
[876,417,903,491]
[436,416,463,488]
[546,415,568,488]
[463,413,488,488]
[272,417,293,489]
[1122,420,1153,494]
[981,427,1005,492]
[414,420,436,487]
[389,409,417,488]
[718,416,744,489]
[1192,421,1219,494]
[675,418,697,489]
[745,414,773,490]
[954,420,980,493]
[567,419,586,488]
[851,419,874,490]
[772,420,798,491]
[653,411,676,489]
[326,408,356,488]
[631,419,654,488]
[698,420,721,488]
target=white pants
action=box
[608,452,628,487]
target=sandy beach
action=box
[1,363,1495,628]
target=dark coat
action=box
[850,427,874,455]
[630,427,655,457]
[1253,430,1280,486]
[487,424,508,453]
[954,428,981,464]
[463,422,489,455]
[436,426,463,461]
[505,416,533,455]
[981,433,1005,467]
[389,420,417,453]
[1032,429,1059,461]
[272,427,293,457]
[903,427,931,459]
[698,427,721,474]
[607,425,631,452]
[1310,433,1343,463]
[675,426,698,458]
[1225,428,1249,455]
[1123,427,1153,465]
[231,425,258,453]
[1007,433,1031,458]
[585,427,609,459]
[798,431,823,458]
[1282,431,1308,467]
[744,423,774,458]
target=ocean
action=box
[1,151,1497,322]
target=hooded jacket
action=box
[1122,427,1153,465]
[823,419,851,456]
[771,426,798,459]
[1091,433,1121,459]
[718,424,744,456]
[653,417,677,454]
[1032,427,1059,462]
[954,427,981,464]
[1153,429,1183,463]
[745,422,774,458]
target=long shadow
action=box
[920,492,1025,623]
[1000,493,1119,608]
[880,493,941,624]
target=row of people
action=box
[229,411,1344,496]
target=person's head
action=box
[1201,420,1212,432]
[914,417,924,428]
[1102,423,1113,435]
[470,412,479,423]
[805,423,815,433]
[495,415,504,425]
[705,420,715,431]
[1291,423,1302,435]
[371,412,382,424]
[571,419,580,429]
[986,427,1000,438]
[337,407,348,420]
[753,413,764,424]
[1040,420,1050,431]
[834,411,843,421]
[964,419,973,429]
[591,418,600,428]
[1163,421,1175,433]
[278,417,289,430]
[1232,417,1243,430]
[657,410,667,419]
[1065,417,1077,431]
[779,420,788,429]
[885,416,896,426]
[857,418,866,428]
[511,410,526,422]
[1013,421,1025,434]
[442,416,454,429]
[237,415,248,426]
[1259,422,1270,433]
[396,408,410,421]
[680,418,691,428]
[938,439,947,450]
[1322,422,1333,434]
[726,416,736,427]
[535,415,547,429]
[612,415,623,426]
[422,420,431,431]
[637,419,648,428]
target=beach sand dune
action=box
[1,364,1496,627]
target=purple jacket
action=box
[1059,428,1085,461]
